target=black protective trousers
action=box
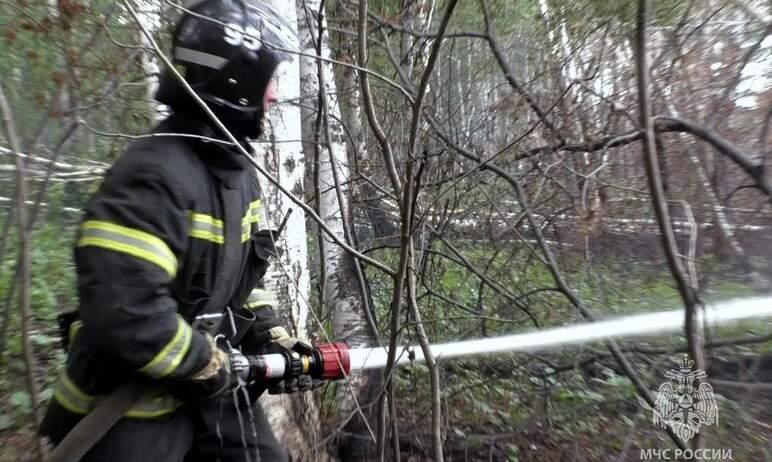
[41,395,287,462]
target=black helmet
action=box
[156,0,299,139]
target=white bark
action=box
[136,0,165,121]
[253,55,310,340]
[297,0,376,450]
[399,0,434,81]
[456,43,471,142]
[297,2,380,457]
[250,2,317,459]
[340,62,366,167]
[298,0,348,298]
[298,0,365,343]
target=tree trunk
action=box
[298,1,379,458]
[136,0,164,121]
[251,2,319,459]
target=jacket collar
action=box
[157,114,253,188]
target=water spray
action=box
[243,296,772,382]
[48,296,772,462]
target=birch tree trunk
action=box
[136,0,165,121]
[298,1,379,458]
[250,3,320,459]
[399,0,434,80]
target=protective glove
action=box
[265,326,314,355]
[263,326,323,394]
[267,375,324,394]
[176,333,234,402]
[252,229,282,260]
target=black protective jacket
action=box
[46,114,280,422]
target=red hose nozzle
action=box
[316,342,350,380]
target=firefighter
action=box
[39,1,311,460]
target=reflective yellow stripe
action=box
[54,372,95,414]
[248,200,261,225]
[189,212,223,228]
[241,218,252,243]
[54,373,180,418]
[189,200,261,245]
[77,220,177,277]
[241,200,262,242]
[137,316,192,379]
[54,390,87,414]
[125,394,183,418]
[189,211,225,244]
[68,320,83,344]
[245,289,276,310]
[190,229,225,244]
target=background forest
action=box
[1,0,771,460]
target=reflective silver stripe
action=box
[175,47,228,70]
[189,212,225,244]
[189,202,261,244]
[54,372,95,414]
[53,371,179,418]
[241,219,252,243]
[192,220,223,236]
[248,200,262,225]
[78,220,177,277]
[241,200,262,242]
[138,316,193,379]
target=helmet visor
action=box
[245,0,300,61]
[177,0,300,61]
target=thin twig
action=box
[400,1,459,460]
[0,84,46,461]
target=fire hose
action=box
[48,342,352,462]
[49,295,772,461]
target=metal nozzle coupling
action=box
[241,342,351,382]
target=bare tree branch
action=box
[658,115,772,200]
[637,1,705,447]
